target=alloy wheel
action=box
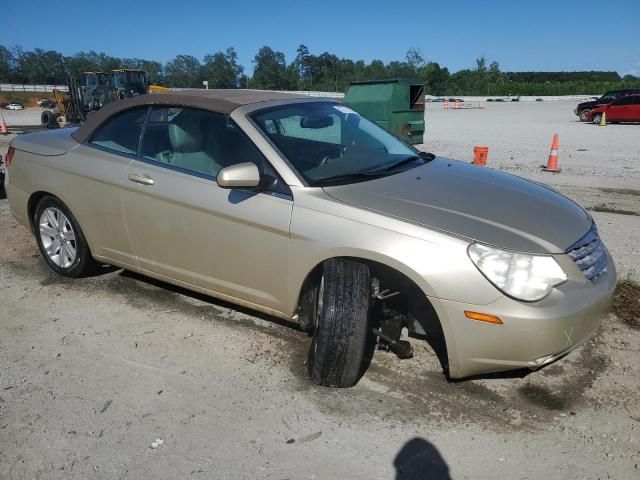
[39,207,77,268]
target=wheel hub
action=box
[39,207,77,268]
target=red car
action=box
[590,94,640,124]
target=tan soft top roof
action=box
[73,89,310,143]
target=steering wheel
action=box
[320,145,351,166]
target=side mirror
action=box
[217,162,261,189]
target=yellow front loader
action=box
[42,69,169,128]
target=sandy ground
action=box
[1,102,640,480]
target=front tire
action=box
[307,259,371,388]
[579,109,592,122]
[592,113,602,125]
[34,195,96,277]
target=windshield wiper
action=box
[362,152,435,175]
[311,171,389,186]
[312,152,436,186]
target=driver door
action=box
[121,106,293,313]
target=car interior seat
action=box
[167,110,222,176]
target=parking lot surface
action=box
[1,101,639,479]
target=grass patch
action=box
[612,280,640,330]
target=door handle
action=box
[128,173,155,186]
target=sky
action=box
[3,0,640,76]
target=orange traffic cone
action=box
[542,134,560,172]
[443,100,449,109]
[454,99,461,109]
[0,113,8,135]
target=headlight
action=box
[468,243,568,302]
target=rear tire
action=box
[41,110,57,128]
[307,259,371,388]
[34,195,97,277]
[579,109,591,122]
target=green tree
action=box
[285,62,300,90]
[420,62,450,95]
[364,60,387,80]
[164,55,202,88]
[315,52,340,91]
[405,47,425,71]
[13,48,66,84]
[1,44,639,95]
[201,47,243,88]
[353,60,366,82]
[251,46,289,90]
[65,51,122,79]
[294,44,312,89]
[387,61,417,79]
[337,59,356,90]
[0,45,13,82]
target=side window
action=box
[139,106,265,178]
[612,97,633,106]
[90,107,147,154]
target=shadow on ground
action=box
[394,437,451,480]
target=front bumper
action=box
[432,250,617,379]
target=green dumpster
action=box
[343,79,425,144]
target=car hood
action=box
[577,100,600,109]
[323,158,592,253]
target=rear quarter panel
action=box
[7,138,134,264]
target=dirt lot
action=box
[1,102,639,479]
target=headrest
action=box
[168,111,204,153]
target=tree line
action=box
[1,44,638,96]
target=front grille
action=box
[566,226,608,281]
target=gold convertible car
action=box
[4,90,616,387]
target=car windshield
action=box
[600,92,618,101]
[251,102,423,186]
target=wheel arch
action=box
[294,254,452,374]
[27,190,52,233]
[27,191,95,253]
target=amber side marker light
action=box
[464,310,503,325]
